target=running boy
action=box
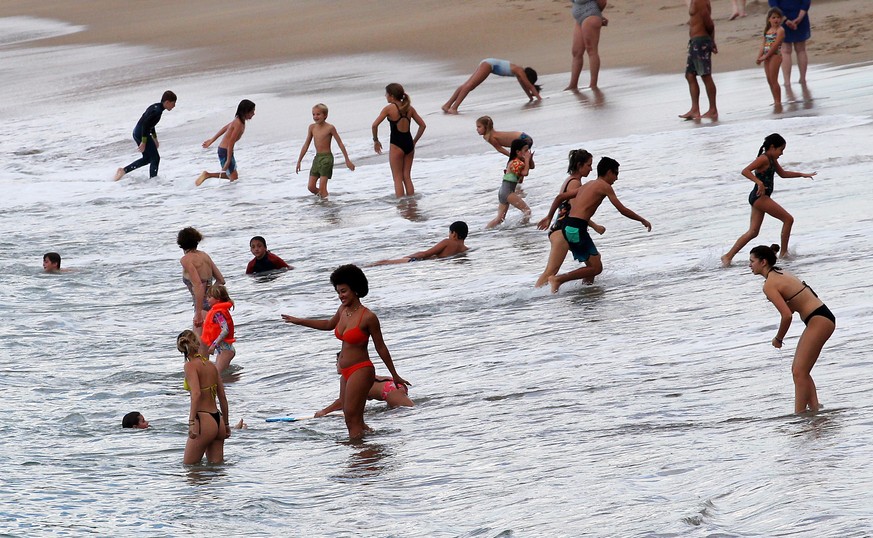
[537,157,651,292]
[373,221,469,265]
[296,103,355,198]
[114,90,177,181]
[246,236,293,274]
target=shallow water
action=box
[2,17,873,537]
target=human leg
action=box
[215,348,236,373]
[443,62,491,112]
[721,207,765,265]
[343,366,375,438]
[507,192,531,222]
[580,16,603,89]
[307,174,319,195]
[792,317,835,413]
[536,232,570,288]
[765,56,782,104]
[794,41,808,84]
[401,151,416,197]
[680,73,701,119]
[144,138,160,178]
[388,145,407,198]
[487,203,510,229]
[566,22,586,90]
[549,254,603,293]
[756,197,794,257]
[700,74,718,119]
[780,42,794,85]
[184,411,220,464]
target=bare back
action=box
[181,250,217,282]
[765,270,825,319]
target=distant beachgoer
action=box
[177,330,230,464]
[315,353,414,417]
[281,264,409,439]
[202,285,236,373]
[768,0,811,85]
[372,83,426,198]
[566,0,608,91]
[535,150,605,288]
[177,227,225,332]
[197,99,256,185]
[757,8,786,108]
[296,103,355,198]
[121,412,149,429]
[42,252,62,273]
[487,138,532,229]
[442,59,541,113]
[748,244,834,413]
[246,236,292,274]
[721,133,816,266]
[680,0,719,120]
[114,90,177,181]
[537,157,651,293]
[373,221,469,265]
[730,0,746,20]
[476,116,535,169]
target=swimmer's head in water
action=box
[450,221,469,240]
[122,411,149,429]
[43,252,61,271]
[250,236,267,258]
[330,264,368,298]
[177,227,202,251]
[176,330,202,359]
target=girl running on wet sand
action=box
[487,138,532,229]
[197,99,256,185]
[721,133,816,266]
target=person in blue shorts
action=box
[442,59,541,113]
[197,100,256,185]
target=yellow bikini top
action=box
[183,354,218,398]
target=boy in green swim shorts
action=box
[296,103,355,198]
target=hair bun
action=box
[770,244,780,253]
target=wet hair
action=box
[207,284,234,307]
[176,227,202,251]
[597,157,620,177]
[764,7,784,35]
[235,99,256,123]
[330,264,369,298]
[523,67,542,93]
[450,221,469,240]
[750,244,781,270]
[43,252,61,268]
[476,115,494,137]
[161,90,177,104]
[250,235,267,248]
[568,149,593,174]
[176,329,202,360]
[385,83,411,116]
[122,412,142,428]
[508,138,531,161]
[313,103,328,116]
[758,133,786,156]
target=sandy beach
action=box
[2,0,871,77]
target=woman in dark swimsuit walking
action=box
[372,83,426,198]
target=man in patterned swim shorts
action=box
[680,0,718,120]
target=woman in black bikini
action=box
[748,244,835,414]
[372,83,426,198]
[177,330,230,464]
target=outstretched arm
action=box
[281,307,340,331]
[606,186,651,231]
[407,239,449,260]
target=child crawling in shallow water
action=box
[476,116,535,169]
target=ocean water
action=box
[2,17,873,537]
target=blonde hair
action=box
[385,83,411,115]
[176,330,202,360]
[206,284,234,307]
[476,116,494,138]
[313,103,328,116]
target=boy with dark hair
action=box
[246,236,292,274]
[115,90,178,180]
[373,221,469,265]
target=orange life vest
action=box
[202,301,236,346]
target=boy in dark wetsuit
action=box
[246,236,293,274]
[115,90,177,181]
[373,221,469,266]
[295,103,355,199]
[537,157,651,293]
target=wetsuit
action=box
[246,252,290,274]
[123,102,165,178]
[388,105,415,155]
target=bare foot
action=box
[679,110,700,120]
[113,168,125,181]
[195,171,208,186]
[720,254,732,267]
[701,109,719,120]
[234,419,247,429]
[548,276,562,294]
[729,12,739,20]
[443,107,459,115]
[564,85,579,92]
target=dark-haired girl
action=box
[372,83,426,198]
[748,244,834,413]
[722,133,816,266]
[197,99,256,185]
[281,264,408,439]
[487,138,533,229]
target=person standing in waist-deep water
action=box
[114,90,177,181]
[679,0,718,120]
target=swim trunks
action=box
[482,58,513,77]
[686,36,714,76]
[562,216,599,262]
[571,0,602,25]
[217,147,237,175]
[310,152,334,179]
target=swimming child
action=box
[486,139,533,229]
[121,412,149,429]
[315,353,414,417]
[442,59,541,113]
[202,285,236,373]
[747,244,835,413]
[476,116,535,169]
[373,221,469,265]
[756,8,786,108]
[721,133,816,266]
[114,90,177,181]
[246,236,292,274]
[197,99,256,185]
[372,83,426,198]
[42,252,62,273]
[537,157,651,292]
[296,103,355,198]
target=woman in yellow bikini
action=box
[177,330,230,464]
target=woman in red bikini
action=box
[282,264,409,438]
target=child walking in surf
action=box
[202,285,236,373]
[487,138,532,229]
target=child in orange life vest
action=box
[202,285,236,373]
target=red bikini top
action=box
[335,307,368,346]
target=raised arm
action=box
[281,307,340,331]
[605,186,651,231]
